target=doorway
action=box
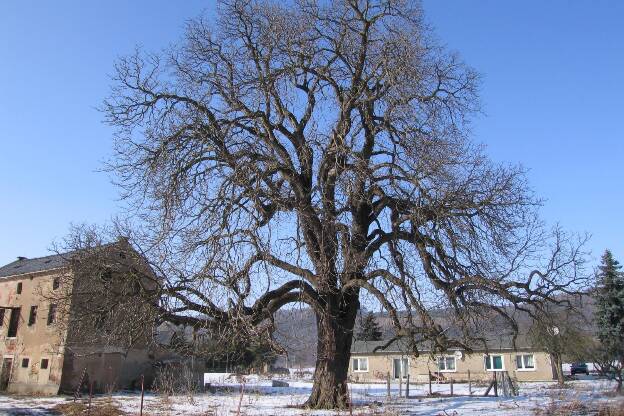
[0,358,13,391]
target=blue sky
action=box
[1,1,622,268]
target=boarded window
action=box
[21,358,29,368]
[40,359,49,370]
[16,282,22,294]
[47,304,57,325]
[28,306,38,326]
[7,308,20,337]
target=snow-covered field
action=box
[1,378,622,415]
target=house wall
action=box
[0,270,68,395]
[349,350,555,383]
[59,348,155,393]
[1,261,156,395]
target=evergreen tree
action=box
[594,250,624,392]
[356,312,383,341]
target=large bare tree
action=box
[98,0,587,408]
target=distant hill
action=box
[272,294,596,367]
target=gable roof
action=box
[352,326,534,355]
[0,253,68,278]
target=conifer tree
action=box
[594,250,624,392]
[356,312,383,341]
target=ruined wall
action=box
[0,270,69,395]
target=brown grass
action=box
[52,401,125,416]
[533,400,624,416]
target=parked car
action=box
[571,362,589,375]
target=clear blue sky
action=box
[1,1,622,268]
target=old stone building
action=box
[0,245,156,395]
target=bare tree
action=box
[528,301,593,386]
[91,0,588,408]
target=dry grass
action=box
[533,400,624,416]
[52,401,126,416]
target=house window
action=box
[40,359,49,370]
[28,306,38,326]
[352,357,368,372]
[484,354,504,371]
[7,307,20,337]
[0,308,5,326]
[47,304,57,325]
[515,354,535,371]
[437,356,457,372]
[52,278,60,290]
[16,282,22,294]
[21,358,29,368]
[393,358,409,379]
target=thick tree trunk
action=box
[304,293,359,409]
[553,353,565,386]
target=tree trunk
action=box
[304,293,358,409]
[553,353,565,386]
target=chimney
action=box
[17,256,27,261]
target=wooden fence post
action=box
[428,370,432,396]
[87,381,93,416]
[450,378,454,396]
[493,372,498,397]
[406,374,410,398]
[468,370,472,395]
[398,373,402,398]
[139,374,145,416]
[386,372,390,398]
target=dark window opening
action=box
[52,278,60,290]
[0,308,5,327]
[40,359,49,369]
[47,304,57,326]
[21,358,29,368]
[28,306,38,326]
[7,308,20,337]
[119,252,127,259]
[16,282,22,294]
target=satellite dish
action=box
[454,350,463,359]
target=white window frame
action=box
[515,354,536,371]
[352,357,369,373]
[437,355,457,372]
[484,354,505,371]
[392,357,409,379]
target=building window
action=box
[40,359,49,370]
[21,358,29,368]
[28,306,38,326]
[515,354,535,371]
[16,282,22,294]
[484,354,504,371]
[52,278,60,290]
[47,304,57,325]
[0,308,5,326]
[437,356,457,372]
[7,307,20,337]
[393,358,409,379]
[352,357,368,372]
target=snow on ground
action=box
[1,378,623,415]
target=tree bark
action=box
[553,353,565,386]
[304,293,358,409]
